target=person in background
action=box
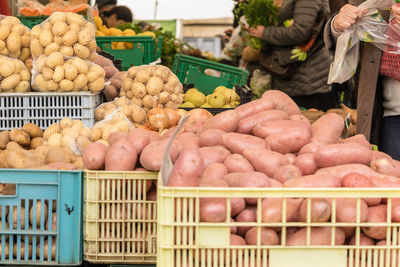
[0,0,11,16]
[102,6,133,28]
[324,2,400,160]
[248,0,337,111]
[96,0,117,16]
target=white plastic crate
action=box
[0,92,102,130]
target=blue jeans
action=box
[379,115,400,160]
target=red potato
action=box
[314,142,372,168]
[284,174,341,188]
[371,158,400,177]
[298,198,331,222]
[245,227,279,245]
[391,198,400,222]
[362,205,387,240]
[273,165,302,183]
[266,127,311,154]
[224,172,271,205]
[316,164,375,180]
[198,129,225,147]
[140,139,181,171]
[199,145,231,167]
[243,149,287,177]
[161,126,179,140]
[261,198,303,223]
[284,153,296,164]
[221,133,266,154]
[294,153,318,175]
[335,198,368,237]
[287,227,345,246]
[46,162,77,170]
[82,142,109,170]
[147,131,161,142]
[234,98,275,120]
[311,113,344,145]
[268,178,283,187]
[146,186,157,201]
[341,173,381,206]
[369,174,400,188]
[108,131,127,146]
[298,142,320,155]
[236,109,288,134]
[177,132,200,150]
[342,134,371,149]
[224,154,254,173]
[231,218,237,234]
[105,140,137,171]
[201,110,240,133]
[236,207,256,236]
[201,163,228,180]
[200,197,226,222]
[290,114,311,125]
[200,177,229,187]
[252,120,311,139]
[262,90,301,116]
[127,128,150,154]
[230,234,247,245]
[349,233,374,246]
[371,150,392,162]
[168,148,204,187]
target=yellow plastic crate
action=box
[157,179,400,267]
[83,170,158,264]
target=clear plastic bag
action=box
[0,55,31,92]
[31,54,105,92]
[0,15,32,65]
[250,68,271,99]
[94,97,147,125]
[328,0,397,84]
[121,65,183,112]
[91,109,135,144]
[220,17,248,63]
[30,12,97,61]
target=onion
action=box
[187,108,212,124]
[145,108,170,132]
[164,108,180,128]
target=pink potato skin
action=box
[234,98,275,120]
[252,120,311,139]
[236,109,288,134]
[168,148,204,187]
[177,132,200,150]
[236,207,256,236]
[199,145,231,167]
[139,139,181,171]
[201,110,240,133]
[341,172,381,206]
[201,163,229,181]
[298,142,320,156]
[287,227,345,246]
[371,158,400,177]
[243,149,287,177]
[284,153,297,165]
[198,129,225,147]
[261,198,303,223]
[200,197,226,222]
[314,142,372,168]
[108,132,127,146]
[266,127,311,154]
[294,153,318,175]
[82,142,109,170]
[342,134,371,150]
[221,133,267,154]
[361,205,387,240]
[273,164,302,183]
[224,154,254,173]
[284,174,341,188]
[105,140,137,171]
[127,128,150,154]
[371,150,392,162]
[262,90,301,116]
[311,113,344,145]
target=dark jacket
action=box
[323,0,388,144]
[261,0,332,96]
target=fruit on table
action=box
[180,86,240,108]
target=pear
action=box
[201,103,212,108]
[214,86,226,94]
[180,102,196,108]
[184,91,206,107]
[208,92,226,108]
[184,88,199,100]
[222,88,240,103]
[231,101,240,108]
[223,103,233,108]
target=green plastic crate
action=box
[17,16,48,29]
[172,54,249,95]
[96,36,162,70]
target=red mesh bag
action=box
[379,19,400,81]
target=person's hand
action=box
[392,4,400,24]
[333,4,368,33]
[249,25,265,38]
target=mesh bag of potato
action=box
[91,110,134,144]
[0,15,31,66]
[31,53,105,92]
[42,119,92,155]
[121,65,184,111]
[30,12,97,61]
[95,97,146,126]
[0,55,31,92]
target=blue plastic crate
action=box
[0,169,82,265]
